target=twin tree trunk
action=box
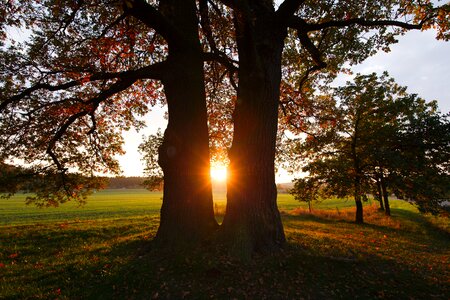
[221,7,286,256]
[154,1,296,255]
[155,0,217,246]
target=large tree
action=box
[0,0,218,246]
[220,0,449,253]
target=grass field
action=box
[0,189,374,225]
[1,189,449,299]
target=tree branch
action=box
[124,0,182,46]
[200,0,218,52]
[289,16,424,32]
[297,31,327,68]
[213,0,236,8]
[203,52,239,73]
[1,61,167,112]
[46,77,138,171]
[276,0,306,20]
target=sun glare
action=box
[210,165,227,182]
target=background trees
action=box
[289,73,450,221]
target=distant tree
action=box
[0,163,27,197]
[139,129,164,191]
[289,73,449,222]
[390,102,450,214]
[290,177,323,213]
[107,176,147,189]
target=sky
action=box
[118,29,450,181]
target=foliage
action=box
[290,177,323,212]
[138,129,164,191]
[289,72,449,215]
[391,105,450,214]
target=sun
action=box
[210,164,227,182]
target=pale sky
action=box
[118,29,449,181]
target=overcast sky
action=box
[118,29,450,180]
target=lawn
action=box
[1,189,449,299]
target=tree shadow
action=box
[3,213,449,299]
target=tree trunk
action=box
[354,177,364,224]
[221,5,286,257]
[155,0,218,247]
[351,118,363,224]
[376,176,385,211]
[380,175,391,216]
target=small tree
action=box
[290,177,322,213]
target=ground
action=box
[0,190,449,299]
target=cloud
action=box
[351,30,450,112]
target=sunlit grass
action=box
[0,189,163,225]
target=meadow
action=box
[1,189,449,299]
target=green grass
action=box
[1,189,360,226]
[0,190,163,225]
[1,190,449,299]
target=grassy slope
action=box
[0,190,449,299]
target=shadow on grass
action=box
[390,208,450,237]
[77,236,448,299]
[1,213,449,299]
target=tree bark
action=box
[380,175,391,216]
[155,0,218,247]
[354,177,364,224]
[376,176,385,211]
[221,4,286,257]
[351,117,364,224]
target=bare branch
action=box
[288,16,424,32]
